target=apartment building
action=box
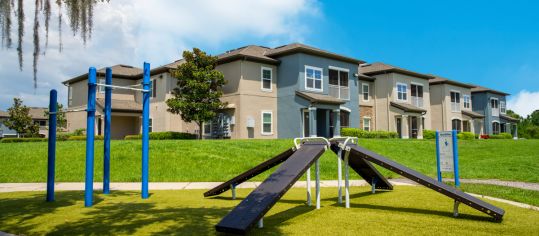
[0,108,49,138]
[471,85,518,137]
[429,76,485,134]
[360,63,434,139]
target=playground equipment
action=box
[46,62,152,207]
[209,137,505,234]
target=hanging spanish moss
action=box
[0,0,108,89]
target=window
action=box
[492,121,500,135]
[261,67,272,91]
[148,118,153,132]
[452,119,462,132]
[500,101,506,114]
[340,111,350,128]
[363,117,371,131]
[463,95,471,109]
[362,83,369,101]
[463,120,471,132]
[261,111,273,135]
[98,78,105,93]
[305,66,323,92]
[68,87,73,106]
[450,91,461,112]
[490,98,499,108]
[35,120,47,126]
[328,68,350,100]
[411,84,424,107]
[151,80,157,98]
[396,83,407,101]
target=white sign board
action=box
[438,131,454,172]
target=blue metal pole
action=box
[103,67,112,194]
[141,62,150,199]
[46,89,57,202]
[435,130,442,182]
[452,130,460,187]
[85,67,97,207]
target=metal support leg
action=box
[344,149,350,209]
[453,201,460,217]
[315,159,320,209]
[231,184,236,200]
[306,167,311,206]
[258,218,263,228]
[371,177,377,194]
[337,149,342,204]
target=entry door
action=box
[396,117,402,138]
[303,110,310,137]
[410,116,418,139]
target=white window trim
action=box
[98,78,105,94]
[500,101,506,114]
[151,79,157,98]
[363,116,371,131]
[463,95,471,109]
[450,90,461,112]
[362,83,370,102]
[305,65,323,92]
[260,67,272,92]
[396,82,408,102]
[261,111,273,135]
[68,86,73,106]
[490,97,499,108]
[339,106,352,112]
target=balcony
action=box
[492,108,500,117]
[329,85,349,100]
[411,96,423,108]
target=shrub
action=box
[0,138,47,143]
[457,132,475,140]
[67,135,104,141]
[423,130,436,139]
[124,132,197,140]
[73,128,86,136]
[341,128,398,139]
[480,134,490,139]
[490,133,513,139]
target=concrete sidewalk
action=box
[0,179,417,193]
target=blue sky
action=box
[1,0,538,116]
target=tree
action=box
[506,109,522,120]
[528,110,539,126]
[3,98,39,137]
[166,48,227,139]
[44,102,67,131]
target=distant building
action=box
[0,107,49,138]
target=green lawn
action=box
[0,139,538,183]
[1,186,538,235]
[461,183,539,207]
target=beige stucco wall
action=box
[429,84,445,131]
[430,83,474,131]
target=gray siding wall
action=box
[472,92,507,134]
[276,53,360,138]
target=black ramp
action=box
[204,147,296,197]
[215,143,326,234]
[330,142,392,190]
[344,143,505,221]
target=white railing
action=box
[451,102,461,112]
[492,108,500,117]
[411,96,423,108]
[329,85,350,100]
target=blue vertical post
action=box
[141,62,150,199]
[435,130,442,182]
[452,130,460,187]
[103,68,112,194]
[85,67,97,207]
[46,89,57,202]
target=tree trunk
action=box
[197,121,203,140]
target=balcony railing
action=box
[451,102,461,112]
[411,96,423,108]
[329,85,349,100]
[492,108,500,117]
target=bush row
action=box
[0,136,104,143]
[124,131,197,140]
[341,128,399,139]
[489,133,513,139]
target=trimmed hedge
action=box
[124,132,197,140]
[67,135,104,141]
[423,130,436,139]
[0,138,48,143]
[490,133,513,139]
[457,132,476,140]
[341,128,398,139]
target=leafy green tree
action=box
[528,110,539,126]
[166,48,227,139]
[3,98,39,137]
[506,109,522,120]
[44,103,67,131]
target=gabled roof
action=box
[63,64,143,84]
[150,60,185,75]
[28,107,48,120]
[390,102,427,113]
[266,43,365,64]
[470,85,510,96]
[462,110,485,119]
[217,45,280,65]
[361,62,434,80]
[296,91,346,105]
[428,75,475,88]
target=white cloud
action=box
[507,90,539,117]
[0,0,320,110]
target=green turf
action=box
[461,183,539,207]
[0,139,538,182]
[0,186,537,235]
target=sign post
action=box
[435,130,460,187]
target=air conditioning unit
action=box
[246,116,255,128]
